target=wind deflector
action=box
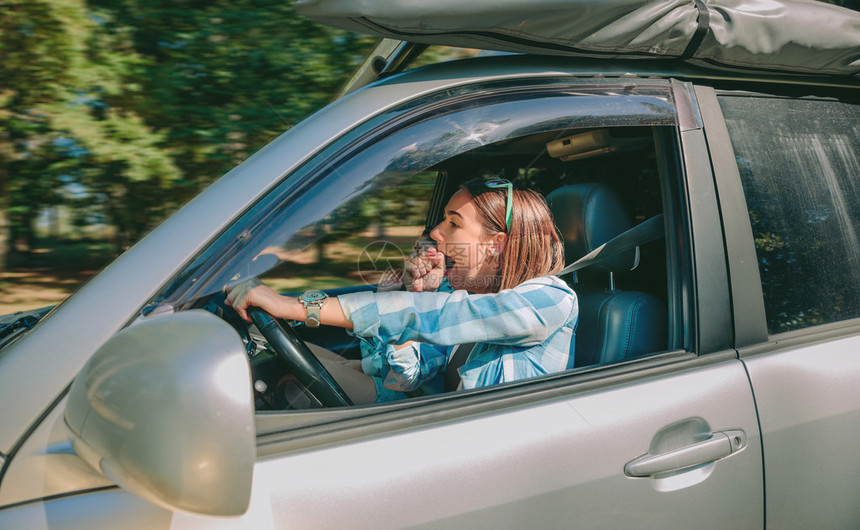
[295,0,860,77]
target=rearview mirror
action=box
[64,310,255,516]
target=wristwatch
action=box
[299,290,328,327]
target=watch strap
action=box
[305,303,322,327]
[300,290,327,328]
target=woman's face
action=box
[429,189,502,293]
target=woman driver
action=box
[226,179,578,404]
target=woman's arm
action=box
[383,342,449,392]
[226,276,576,351]
[224,280,353,329]
[339,276,577,348]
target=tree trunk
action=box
[0,205,8,271]
[375,221,387,239]
[23,213,37,254]
[0,132,11,270]
[0,159,9,271]
[315,239,326,265]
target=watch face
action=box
[302,290,327,303]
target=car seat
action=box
[546,183,667,367]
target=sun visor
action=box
[295,0,860,77]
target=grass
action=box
[0,239,118,315]
[0,226,423,315]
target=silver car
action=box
[2,0,859,528]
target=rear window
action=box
[719,95,860,334]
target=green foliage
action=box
[0,0,93,260]
[85,0,374,191]
[0,0,375,260]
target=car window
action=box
[150,79,684,411]
[719,94,860,334]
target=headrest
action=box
[546,183,637,273]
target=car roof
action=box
[296,0,860,78]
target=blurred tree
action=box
[0,0,178,257]
[85,0,374,211]
[0,0,374,261]
[0,0,91,265]
[9,0,845,267]
[61,0,372,250]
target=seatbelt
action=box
[556,214,664,277]
[443,216,662,392]
[444,342,475,392]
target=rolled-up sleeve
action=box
[382,343,448,392]
[338,276,577,348]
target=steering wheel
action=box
[248,307,353,407]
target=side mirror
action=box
[64,310,255,516]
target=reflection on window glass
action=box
[260,172,437,293]
[142,80,681,412]
[162,84,677,310]
[720,96,860,333]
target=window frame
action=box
[143,77,719,445]
[161,78,686,310]
[709,86,860,352]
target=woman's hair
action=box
[462,178,565,292]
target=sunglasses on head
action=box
[485,179,512,232]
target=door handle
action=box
[624,430,746,477]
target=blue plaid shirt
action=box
[338,275,578,392]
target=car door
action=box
[703,86,860,528]
[160,73,763,528]
[0,68,764,528]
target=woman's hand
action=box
[224,279,290,322]
[404,247,446,292]
[376,268,404,292]
[225,279,353,329]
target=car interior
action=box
[197,124,674,410]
